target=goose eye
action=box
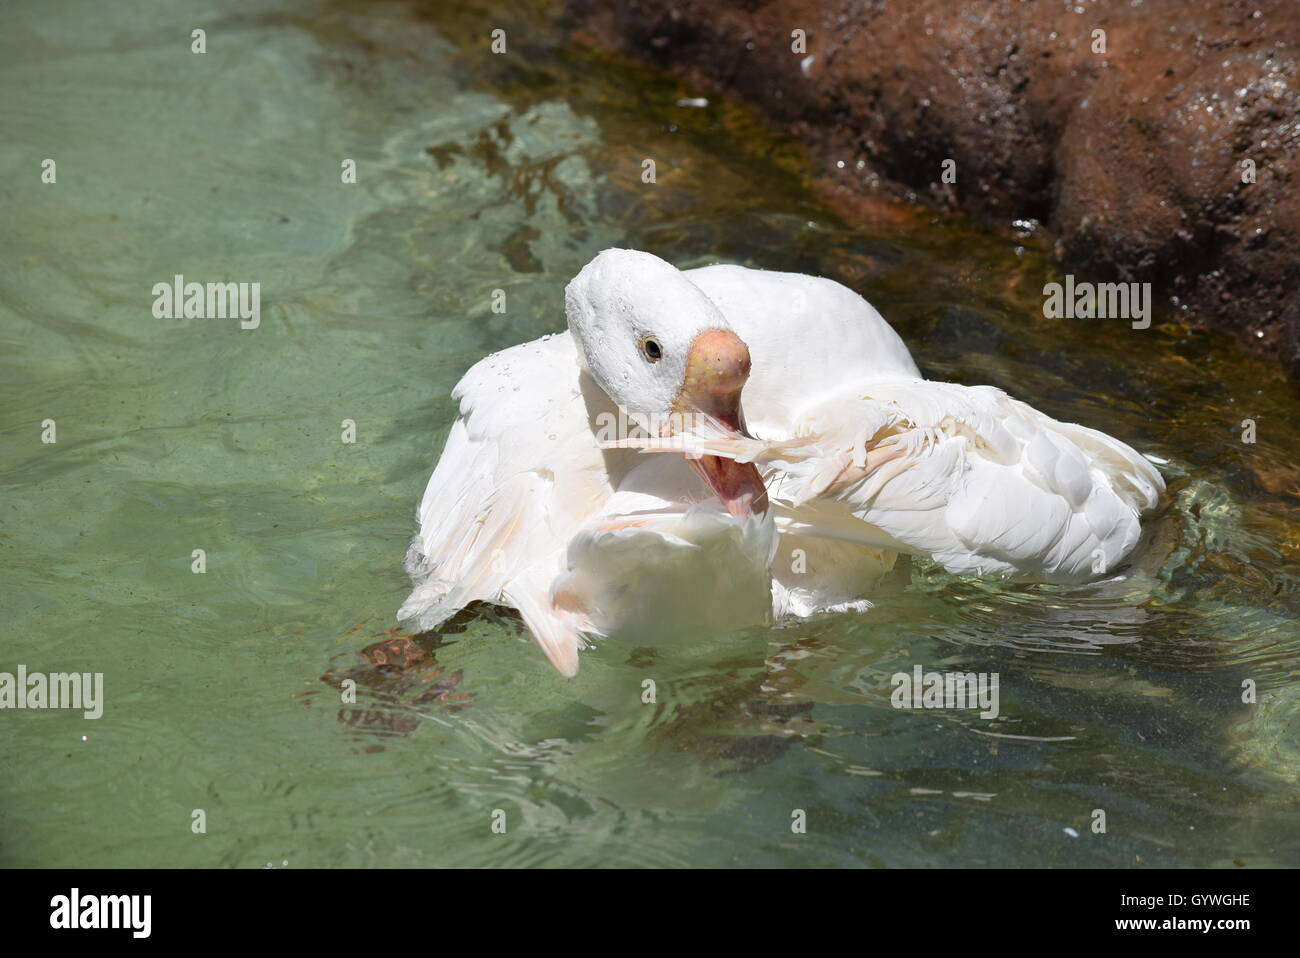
[640,337,662,362]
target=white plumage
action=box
[400,255,777,676]
[399,249,1164,676]
[758,376,1161,581]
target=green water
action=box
[2,0,1297,868]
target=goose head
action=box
[565,248,769,519]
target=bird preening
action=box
[398,249,1165,677]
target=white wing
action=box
[398,332,616,674]
[684,264,1162,584]
[761,378,1164,582]
[399,330,776,677]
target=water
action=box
[2,0,1297,868]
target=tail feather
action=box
[502,576,593,678]
[395,577,463,634]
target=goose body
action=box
[400,250,1164,676]
[685,264,1162,582]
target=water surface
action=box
[1,0,1298,867]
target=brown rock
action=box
[566,0,1300,375]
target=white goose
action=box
[644,258,1165,585]
[399,251,778,676]
[400,249,1164,675]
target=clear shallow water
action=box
[1,0,1297,867]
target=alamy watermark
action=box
[1043,275,1151,329]
[891,665,1000,719]
[593,405,719,455]
[152,274,260,329]
[0,665,103,719]
[50,889,150,938]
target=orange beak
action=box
[669,328,769,520]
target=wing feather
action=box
[763,378,1164,582]
[398,333,615,633]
